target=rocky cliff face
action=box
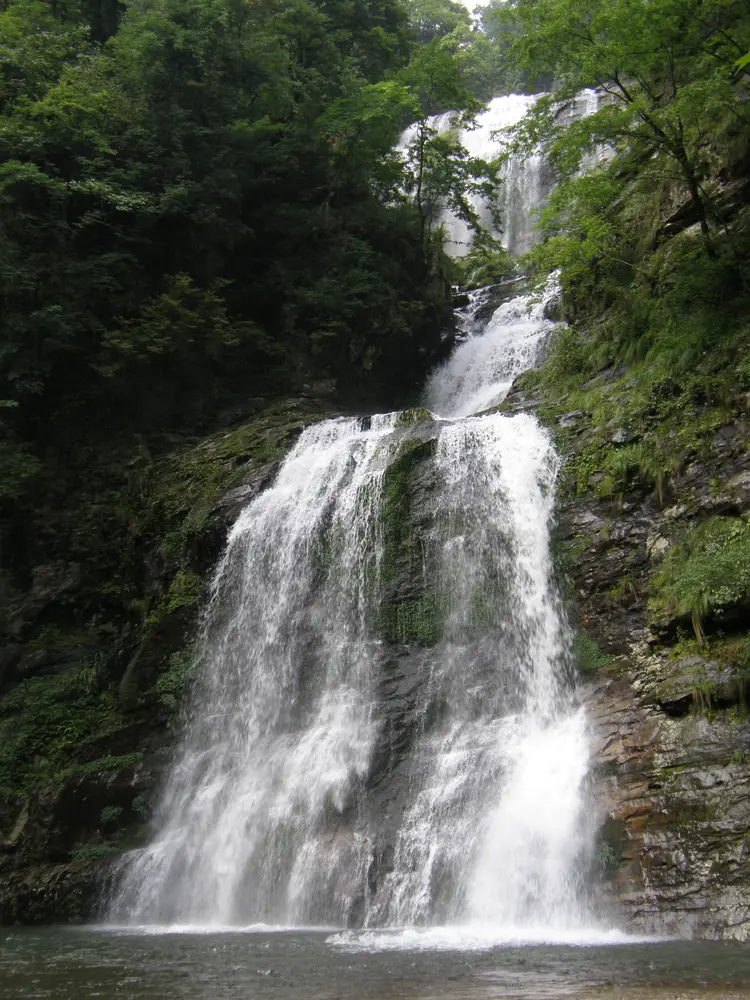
[548,397,750,940]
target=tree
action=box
[0,0,461,442]
[406,0,470,45]
[398,36,500,244]
[507,0,750,253]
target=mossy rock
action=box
[648,517,750,642]
[379,597,440,646]
[654,649,750,716]
[379,434,438,591]
[593,818,626,877]
[394,407,433,427]
[574,631,613,673]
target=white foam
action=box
[424,281,557,419]
[328,925,663,953]
[93,922,339,936]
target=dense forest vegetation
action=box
[2,0,750,892]
[0,0,492,449]
[0,0,504,655]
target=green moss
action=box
[452,244,515,290]
[99,805,123,829]
[467,584,509,630]
[532,250,742,504]
[166,571,203,613]
[379,435,436,584]
[657,633,750,714]
[608,575,637,604]
[593,818,625,876]
[154,402,324,534]
[395,407,433,426]
[0,665,128,800]
[542,325,591,387]
[131,794,149,819]
[513,369,543,393]
[58,753,145,780]
[71,843,122,863]
[155,648,197,712]
[26,625,89,652]
[148,570,204,626]
[591,759,619,780]
[0,401,332,836]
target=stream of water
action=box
[106,94,607,938]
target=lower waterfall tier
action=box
[108,285,598,931]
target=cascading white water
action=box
[425,287,555,418]
[398,94,549,256]
[356,290,593,935]
[110,287,596,938]
[113,416,401,925]
[110,95,603,941]
[401,90,605,256]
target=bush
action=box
[0,665,125,796]
[574,631,612,673]
[649,518,750,641]
[155,649,197,712]
[453,243,515,290]
[99,805,123,829]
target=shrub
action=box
[155,649,197,712]
[0,665,125,795]
[574,631,612,673]
[649,518,750,641]
[99,805,123,829]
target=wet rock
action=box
[0,862,108,925]
[543,293,564,322]
[558,410,584,429]
[13,562,82,627]
[645,532,669,559]
[16,648,60,679]
[558,407,750,939]
[610,427,631,445]
[584,655,750,940]
[471,277,531,326]
[1,802,29,853]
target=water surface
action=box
[2,928,749,1000]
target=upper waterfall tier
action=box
[398,90,602,257]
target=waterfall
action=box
[355,288,592,935]
[400,89,605,256]
[109,287,595,936]
[112,416,401,926]
[425,288,554,418]
[109,96,600,941]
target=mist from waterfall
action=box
[108,93,605,944]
